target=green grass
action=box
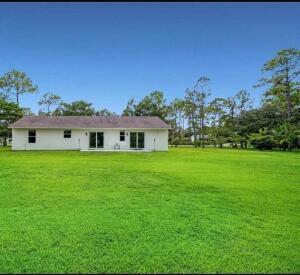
[0,147,299,273]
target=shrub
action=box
[249,128,274,150]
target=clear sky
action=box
[1,2,299,114]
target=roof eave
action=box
[9,126,171,130]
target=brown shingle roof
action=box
[9,116,171,129]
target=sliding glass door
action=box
[89,132,104,149]
[130,132,137,149]
[89,132,96,148]
[130,132,144,149]
[97,132,104,148]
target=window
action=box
[28,130,36,143]
[120,130,125,141]
[64,130,72,138]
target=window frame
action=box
[28,129,36,143]
[64,130,72,139]
[120,130,125,142]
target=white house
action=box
[9,116,170,151]
[190,134,209,143]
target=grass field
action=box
[0,147,299,273]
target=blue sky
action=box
[0,3,299,114]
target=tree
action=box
[134,91,168,121]
[222,90,252,148]
[235,90,252,114]
[122,98,136,116]
[0,97,24,146]
[238,103,285,135]
[233,90,252,147]
[53,100,96,116]
[208,98,226,127]
[256,48,300,120]
[184,77,212,148]
[23,107,35,116]
[168,98,186,145]
[96,108,118,116]
[208,98,227,146]
[273,123,300,150]
[38,92,61,115]
[184,88,199,147]
[249,128,274,150]
[0,69,38,106]
[194,77,211,148]
[236,102,300,150]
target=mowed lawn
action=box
[0,147,299,273]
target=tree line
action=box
[0,48,299,150]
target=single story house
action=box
[9,116,171,151]
[190,134,209,143]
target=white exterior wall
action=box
[12,128,169,151]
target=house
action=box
[9,116,171,151]
[190,134,209,143]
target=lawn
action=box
[0,147,299,273]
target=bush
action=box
[273,123,300,150]
[249,128,274,150]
